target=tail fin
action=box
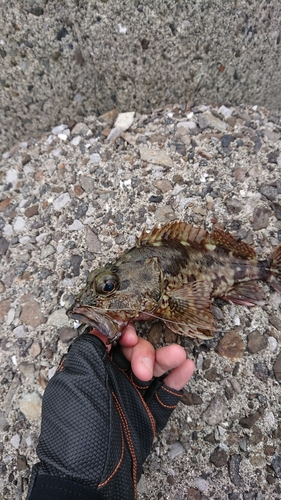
[268,243,281,294]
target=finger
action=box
[153,344,188,377]
[163,359,195,391]
[118,324,138,348]
[122,337,155,381]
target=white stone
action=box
[169,442,185,459]
[195,478,209,492]
[268,336,278,352]
[2,151,10,159]
[52,124,68,135]
[19,236,31,244]
[48,366,57,380]
[177,120,196,130]
[218,105,233,118]
[266,411,276,428]
[56,244,65,254]
[13,325,26,338]
[7,308,15,325]
[89,153,101,164]
[6,168,18,187]
[19,142,28,149]
[118,23,127,34]
[47,308,69,327]
[52,148,61,157]
[3,224,13,236]
[114,112,135,131]
[19,392,42,420]
[10,434,21,449]
[58,133,68,141]
[68,220,84,231]
[53,192,70,211]
[71,135,81,146]
[41,245,56,259]
[13,216,26,233]
[23,164,33,175]
[172,184,185,196]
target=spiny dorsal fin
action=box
[137,221,256,260]
[137,221,207,248]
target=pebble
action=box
[29,342,41,357]
[53,192,70,211]
[19,392,42,420]
[216,331,244,359]
[6,168,18,187]
[25,205,39,218]
[0,410,9,432]
[260,185,277,201]
[220,134,234,148]
[10,434,21,449]
[71,135,81,146]
[271,455,281,478]
[114,111,135,131]
[139,146,173,167]
[47,308,69,327]
[52,124,68,135]
[20,294,46,327]
[247,330,268,353]
[41,245,56,259]
[180,390,203,406]
[253,362,269,381]
[218,105,233,118]
[13,216,26,233]
[85,225,102,253]
[198,110,227,132]
[0,299,11,319]
[71,122,90,136]
[89,153,101,164]
[209,447,228,467]
[228,454,243,487]
[154,180,173,193]
[268,336,277,352]
[271,202,281,220]
[79,175,95,193]
[269,314,281,330]
[13,325,26,338]
[58,326,77,343]
[18,362,35,380]
[239,410,262,429]
[194,478,208,492]
[202,395,228,426]
[252,206,272,230]
[68,219,84,231]
[273,351,281,382]
[169,441,185,459]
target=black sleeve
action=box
[28,471,104,500]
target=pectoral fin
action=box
[162,281,215,339]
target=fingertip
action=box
[118,324,138,347]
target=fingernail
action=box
[142,357,154,377]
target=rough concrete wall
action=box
[0,0,280,153]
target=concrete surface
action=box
[1,0,281,154]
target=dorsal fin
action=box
[137,221,256,260]
[137,221,207,248]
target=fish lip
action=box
[67,305,121,339]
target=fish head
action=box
[67,253,164,339]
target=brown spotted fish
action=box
[67,221,281,341]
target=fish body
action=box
[67,221,281,340]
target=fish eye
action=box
[95,274,119,295]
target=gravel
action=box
[0,103,281,499]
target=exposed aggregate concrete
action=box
[0,102,281,499]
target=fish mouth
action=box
[67,304,121,339]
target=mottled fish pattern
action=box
[67,221,281,340]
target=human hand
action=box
[27,326,194,500]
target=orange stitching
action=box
[112,391,138,497]
[155,391,177,409]
[130,372,149,390]
[162,385,182,397]
[56,356,66,372]
[111,361,156,439]
[98,424,124,487]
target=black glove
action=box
[26,331,184,500]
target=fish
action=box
[67,221,281,341]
